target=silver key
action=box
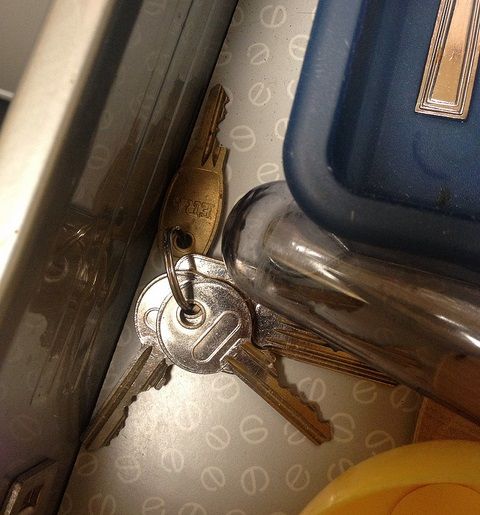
[82,272,193,450]
[157,273,332,445]
[176,254,396,386]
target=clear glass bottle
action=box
[222,181,480,424]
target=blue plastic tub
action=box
[285,0,480,267]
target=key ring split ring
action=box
[163,226,197,314]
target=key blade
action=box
[255,305,397,387]
[158,85,229,258]
[82,347,169,451]
[227,341,332,445]
[265,338,397,386]
[193,84,229,167]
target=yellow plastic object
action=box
[301,441,480,515]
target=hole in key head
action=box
[173,230,194,253]
[177,302,205,329]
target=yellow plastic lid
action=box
[301,440,480,515]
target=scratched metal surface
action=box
[61,2,419,514]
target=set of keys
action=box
[82,84,394,451]
[83,252,395,451]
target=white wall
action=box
[0,0,53,99]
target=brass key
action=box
[159,84,229,257]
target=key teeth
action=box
[264,353,332,444]
[82,352,169,451]
[104,415,127,448]
[86,369,169,450]
[104,398,134,447]
[279,380,332,443]
[229,342,333,445]
[217,105,228,127]
[83,391,143,451]
[154,376,168,390]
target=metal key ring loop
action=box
[163,227,196,314]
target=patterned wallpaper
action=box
[61,2,420,513]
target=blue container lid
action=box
[284,0,480,268]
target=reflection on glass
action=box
[223,181,480,424]
[30,207,110,400]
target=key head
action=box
[134,271,195,349]
[158,85,229,258]
[158,275,252,374]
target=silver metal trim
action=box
[0,0,116,310]
[416,0,480,120]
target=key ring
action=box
[163,226,196,314]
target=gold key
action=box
[159,84,229,257]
